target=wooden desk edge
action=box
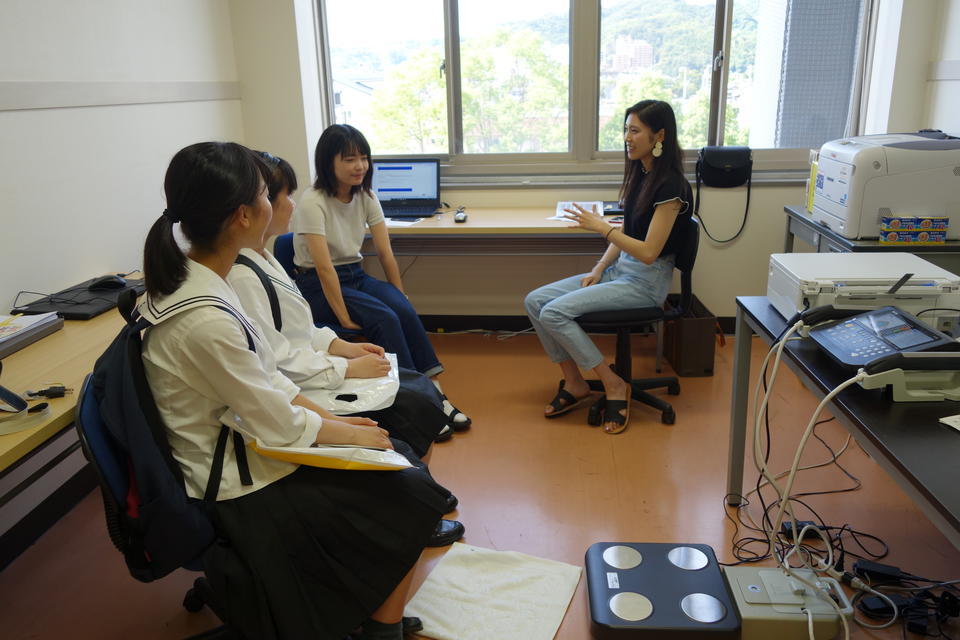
[0,307,128,473]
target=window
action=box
[319,0,867,177]
[458,1,570,153]
[325,0,447,154]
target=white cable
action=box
[803,607,816,639]
[748,319,861,640]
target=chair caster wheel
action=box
[183,588,205,613]
[668,382,680,395]
[661,410,676,425]
[587,397,604,426]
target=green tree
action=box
[598,72,672,150]
[460,28,568,153]
[369,49,447,154]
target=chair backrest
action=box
[272,232,296,278]
[76,373,128,509]
[671,216,701,317]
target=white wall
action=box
[0,0,244,310]
[229,0,324,189]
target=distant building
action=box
[604,36,654,72]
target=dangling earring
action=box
[652,141,663,158]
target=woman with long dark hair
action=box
[525,100,692,435]
[141,141,449,640]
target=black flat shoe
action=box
[445,493,459,513]
[403,616,423,635]
[427,519,465,547]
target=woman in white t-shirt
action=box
[292,124,470,431]
[141,141,450,640]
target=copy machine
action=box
[767,252,960,334]
[812,132,960,239]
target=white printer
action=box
[812,132,960,239]
[767,252,960,333]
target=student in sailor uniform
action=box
[524,100,693,435]
[291,124,471,432]
[141,141,449,640]
[227,152,458,455]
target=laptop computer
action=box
[372,159,441,218]
[11,276,146,320]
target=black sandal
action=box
[600,397,631,434]
[442,394,472,431]
[545,380,594,418]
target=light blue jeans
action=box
[524,253,675,370]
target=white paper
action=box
[547,200,604,221]
[386,218,422,227]
[938,414,960,432]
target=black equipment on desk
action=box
[807,305,957,369]
[11,276,146,320]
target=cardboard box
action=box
[663,294,716,377]
[880,215,949,231]
[878,229,946,245]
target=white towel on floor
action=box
[405,543,582,640]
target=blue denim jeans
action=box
[295,263,443,376]
[524,253,675,370]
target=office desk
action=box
[783,206,960,273]
[726,296,960,549]
[369,207,608,256]
[0,309,124,471]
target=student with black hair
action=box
[140,141,450,640]
[292,124,471,432]
[524,100,693,435]
[226,151,459,453]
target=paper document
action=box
[548,201,604,221]
[386,218,422,227]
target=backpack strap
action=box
[134,301,256,498]
[234,254,282,332]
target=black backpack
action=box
[88,290,252,582]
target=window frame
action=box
[315,0,813,186]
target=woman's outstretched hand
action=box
[563,202,611,235]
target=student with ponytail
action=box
[141,141,450,640]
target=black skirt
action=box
[352,368,448,458]
[201,439,447,640]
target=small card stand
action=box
[585,542,740,639]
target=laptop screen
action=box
[371,159,440,203]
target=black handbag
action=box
[694,146,752,243]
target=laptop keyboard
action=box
[383,207,436,217]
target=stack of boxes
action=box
[879,216,948,245]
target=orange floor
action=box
[1,332,958,639]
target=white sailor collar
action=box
[139,259,259,339]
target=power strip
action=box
[723,566,852,640]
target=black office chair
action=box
[575,216,701,425]
[74,374,233,639]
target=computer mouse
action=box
[88,275,127,291]
[454,211,468,223]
